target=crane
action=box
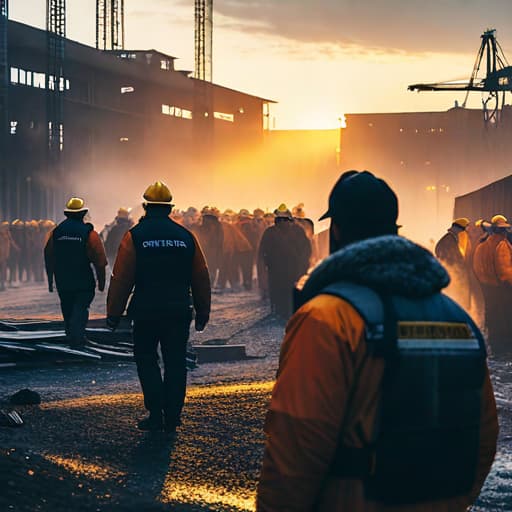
[408,29,512,124]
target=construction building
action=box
[339,106,512,247]
[0,19,273,222]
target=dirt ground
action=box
[1,283,511,511]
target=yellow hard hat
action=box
[201,206,218,217]
[475,219,483,227]
[117,207,131,219]
[274,203,292,218]
[143,181,173,205]
[292,203,306,218]
[64,197,88,213]
[491,214,510,228]
[452,217,470,228]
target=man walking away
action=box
[107,181,211,434]
[257,170,498,511]
[44,197,107,348]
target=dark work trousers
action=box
[57,289,95,345]
[133,315,191,426]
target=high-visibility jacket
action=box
[257,293,498,512]
[44,218,107,292]
[107,209,210,322]
[473,232,512,286]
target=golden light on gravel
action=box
[42,454,126,480]
[39,393,141,410]
[160,480,256,511]
[40,381,274,410]
[187,381,273,398]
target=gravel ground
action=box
[0,283,511,511]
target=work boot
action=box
[164,414,181,434]
[137,412,164,431]
[69,340,86,349]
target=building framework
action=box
[3,20,273,221]
[0,0,8,220]
[96,0,124,51]
[194,0,212,82]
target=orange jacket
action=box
[473,233,512,286]
[257,294,498,512]
[107,230,211,321]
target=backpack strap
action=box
[320,281,389,347]
[319,281,398,479]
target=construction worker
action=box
[237,209,258,290]
[196,207,224,286]
[435,218,472,309]
[106,182,211,433]
[44,198,107,348]
[252,209,268,298]
[0,221,11,291]
[218,211,252,291]
[104,207,134,267]
[258,204,311,320]
[257,171,498,511]
[472,214,512,351]
[9,219,26,283]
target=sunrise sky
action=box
[9,0,512,129]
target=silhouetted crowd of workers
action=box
[0,202,321,322]
[435,214,512,352]
[104,202,321,320]
[0,219,56,290]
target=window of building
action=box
[214,112,234,122]
[10,67,18,84]
[121,86,135,94]
[10,67,66,90]
[59,124,64,152]
[10,121,17,135]
[161,104,192,119]
[33,72,45,88]
[160,59,171,71]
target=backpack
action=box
[321,281,487,505]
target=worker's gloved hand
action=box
[106,316,120,332]
[195,316,208,332]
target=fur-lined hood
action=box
[300,235,449,301]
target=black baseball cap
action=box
[319,170,399,230]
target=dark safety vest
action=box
[320,281,487,505]
[52,218,95,291]
[128,213,196,318]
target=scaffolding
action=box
[96,0,124,51]
[46,0,66,219]
[194,0,212,82]
[0,0,7,219]
[0,0,7,144]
